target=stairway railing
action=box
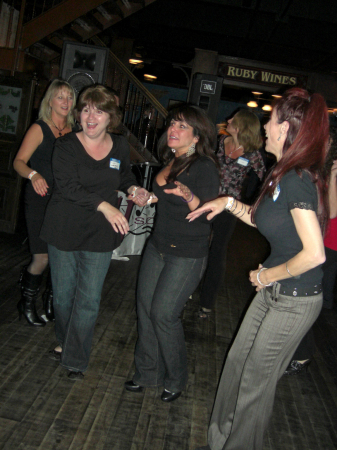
[91,35,168,162]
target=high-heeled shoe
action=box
[284,359,311,376]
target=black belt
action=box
[266,283,322,298]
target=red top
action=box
[324,216,337,251]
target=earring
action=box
[186,142,196,157]
[277,135,281,141]
[171,148,176,153]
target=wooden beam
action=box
[21,0,157,50]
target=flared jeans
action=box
[48,244,112,373]
[134,241,208,393]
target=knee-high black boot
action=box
[42,271,54,321]
[18,267,46,326]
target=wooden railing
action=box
[91,35,168,162]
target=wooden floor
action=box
[0,220,337,450]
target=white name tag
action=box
[110,158,120,170]
[237,157,249,167]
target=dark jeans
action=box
[200,211,237,310]
[48,244,112,372]
[134,241,208,392]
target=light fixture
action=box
[262,104,272,111]
[252,91,263,96]
[144,74,157,81]
[129,58,143,65]
[247,101,258,108]
[272,94,282,98]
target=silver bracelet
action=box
[233,203,243,216]
[285,262,294,277]
[257,267,274,287]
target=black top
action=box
[255,169,322,288]
[150,157,220,258]
[28,120,56,190]
[40,132,137,252]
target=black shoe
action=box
[68,371,84,380]
[284,359,311,376]
[43,271,55,322]
[48,349,61,361]
[124,380,144,392]
[161,389,181,402]
[18,268,45,327]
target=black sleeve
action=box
[114,135,138,194]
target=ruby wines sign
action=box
[218,62,307,89]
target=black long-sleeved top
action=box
[150,156,220,258]
[40,132,137,252]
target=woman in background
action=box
[125,105,220,401]
[189,87,329,449]
[13,79,75,326]
[199,109,265,318]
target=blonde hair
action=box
[38,79,76,127]
[75,84,122,132]
[231,109,262,152]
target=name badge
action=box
[110,158,120,170]
[237,157,249,167]
[273,184,280,201]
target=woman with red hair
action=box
[188,88,329,450]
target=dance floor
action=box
[0,219,336,449]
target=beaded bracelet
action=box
[181,192,194,203]
[28,170,37,180]
[257,267,274,287]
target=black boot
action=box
[17,267,45,326]
[42,271,54,322]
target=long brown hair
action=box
[251,88,330,232]
[159,104,218,183]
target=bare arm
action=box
[250,208,325,290]
[329,161,337,218]
[186,196,255,227]
[13,123,49,196]
[97,201,130,235]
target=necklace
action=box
[51,119,67,137]
[228,144,243,157]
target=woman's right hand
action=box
[186,197,228,222]
[31,173,49,197]
[97,201,130,234]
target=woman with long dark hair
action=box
[188,88,329,449]
[125,104,220,402]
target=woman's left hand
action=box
[164,181,192,201]
[249,264,264,291]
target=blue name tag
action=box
[110,158,120,170]
[237,157,249,167]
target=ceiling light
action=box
[129,58,143,65]
[272,94,282,98]
[144,74,157,81]
[262,104,272,111]
[247,101,258,108]
[252,91,263,96]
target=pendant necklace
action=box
[228,144,243,157]
[51,119,67,137]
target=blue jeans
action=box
[134,241,208,392]
[48,244,112,372]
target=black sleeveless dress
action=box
[24,120,56,254]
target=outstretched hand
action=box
[186,197,228,222]
[128,187,151,206]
